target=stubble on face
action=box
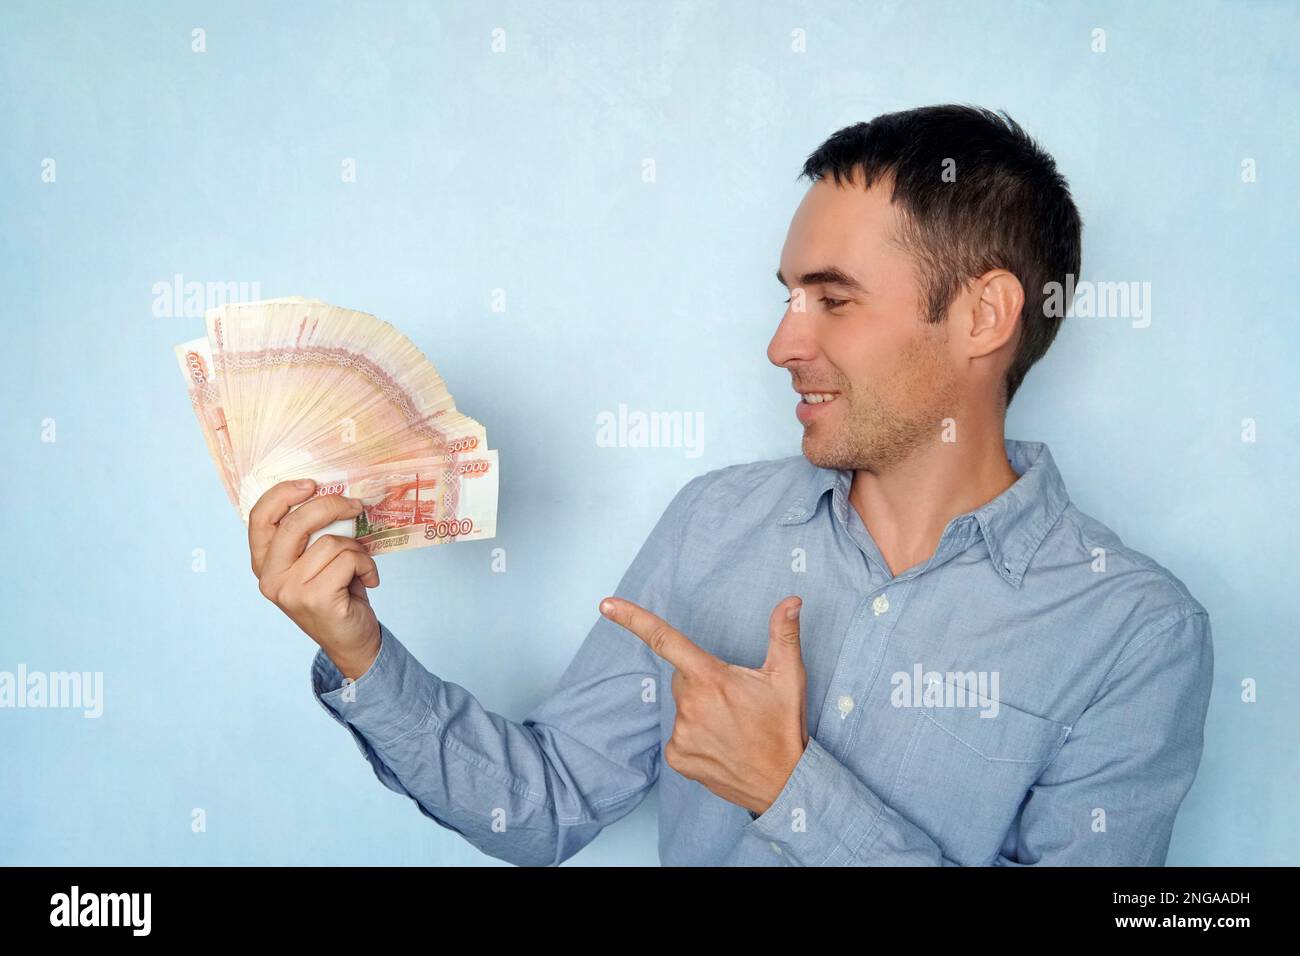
[803,319,961,474]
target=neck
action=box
[847,419,1019,578]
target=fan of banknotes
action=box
[173,296,498,555]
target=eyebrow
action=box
[775,266,867,293]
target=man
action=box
[249,105,1213,866]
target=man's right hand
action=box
[249,479,382,680]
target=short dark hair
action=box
[799,104,1083,408]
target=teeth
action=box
[802,393,837,404]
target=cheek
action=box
[824,323,882,389]
[896,334,956,404]
[855,333,941,405]
[833,324,914,396]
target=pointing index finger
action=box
[599,597,717,676]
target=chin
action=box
[801,432,836,469]
[802,423,872,473]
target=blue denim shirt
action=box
[311,439,1213,866]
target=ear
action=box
[968,269,1024,359]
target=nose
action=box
[767,303,817,369]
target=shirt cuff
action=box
[743,736,886,865]
[310,622,435,747]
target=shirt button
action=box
[872,593,890,615]
[770,841,783,855]
[837,694,855,719]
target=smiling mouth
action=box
[795,391,839,425]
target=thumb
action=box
[762,596,804,673]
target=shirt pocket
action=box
[888,684,1071,865]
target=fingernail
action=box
[600,599,615,618]
[786,601,801,621]
[295,479,314,489]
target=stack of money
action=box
[173,297,498,555]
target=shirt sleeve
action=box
[745,610,1214,866]
[310,474,710,866]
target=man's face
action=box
[767,175,962,473]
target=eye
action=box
[782,293,850,310]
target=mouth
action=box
[795,390,840,424]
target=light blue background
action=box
[1,0,1296,866]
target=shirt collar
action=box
[777,439,1071,588]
